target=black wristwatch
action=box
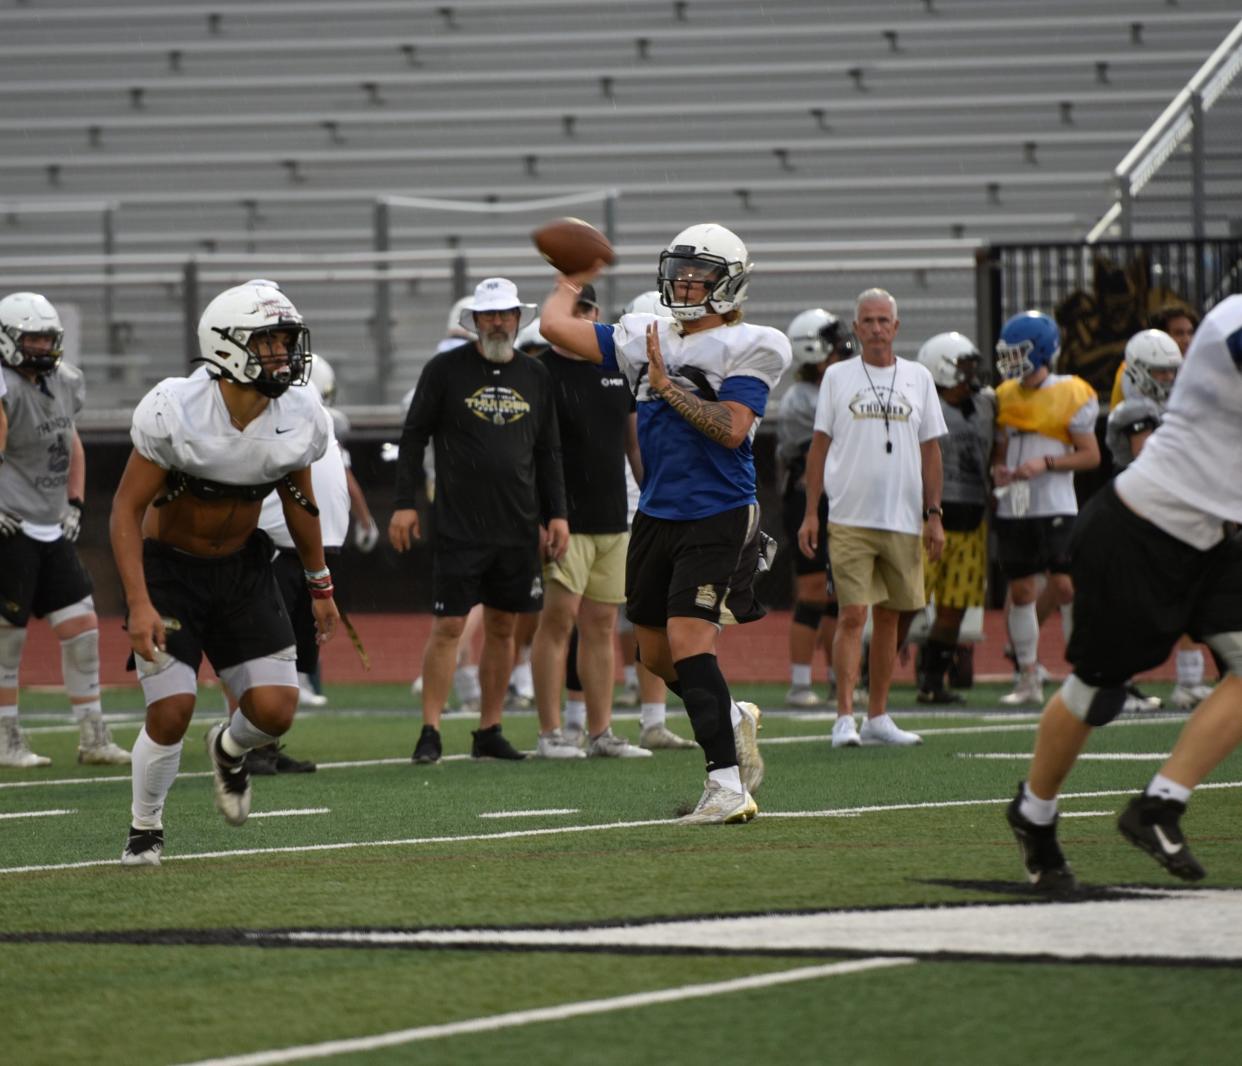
[923,505,943,520]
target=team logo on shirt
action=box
[848,387,912,423]
[46,434,70,474]
[465,385,531,425]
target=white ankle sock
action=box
[623,664,637,688]
[1009,602,1039,668]
[1176,650,1205,687]
[791,664,812,688]
[1146,773,1192,804]
[130,728,183,829]
[708,765,743,794]
[639,703,667,730]
[563,700,586,732]
[729,702,742,728]
[1019,781,1058,826]
[1060,603,1073,643]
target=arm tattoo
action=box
[653,380,737,445]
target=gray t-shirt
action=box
[777,380,819,466]
[0,363,85,525]
[940,387,995,507]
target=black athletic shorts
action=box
[0,532,93,627]
[1066,483,1242,687]
[782,486,829,576]
[431,537,544,617]
[131,531,295,674]
[626,504,766,628]
[993,514,1075,580]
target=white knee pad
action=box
[46,595,95,627]
[60,629,100,700]
[137,649,198,705]
[0,619,27,688]
[217,646,297,699]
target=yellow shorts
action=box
[923,522,988,610]
[543,531,628,604]
[827,522,925,610]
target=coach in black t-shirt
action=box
[528,286,648,760]
[390,277,568,764]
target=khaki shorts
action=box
[923,521,988,610]
[544,531,628,604]
[827,522,925,610]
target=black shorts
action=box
[626,505,766,628]
[1067,484,1242,687]
[782,487,829,576]
[132,532,295,674]
[994,514,1075,580]
[431,537,543,617]
[0,532,93,627]
[273,549,320,675]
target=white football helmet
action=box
[787,308,855,365]
[624,289,671,318]
[1122,329,1182,403]
[656,223,751,321]
[515,317,550,353]
[196,279,311,398]
[917,331,981,389]
[0,291,64,373]
[309,352,336,406]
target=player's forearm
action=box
[652,381,745,447]
[109,506,152,610]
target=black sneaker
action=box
[272,745,317,773]
[1005,783,1077,893]
[1118,793,1206,881]
[121,826,164,867]
[471,724,526,761]
[412,725,442,765]
[244,744,279,776]
[916,686,964,705]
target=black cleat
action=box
[272,745,316,773]
[244,744,279,776]
[471,724,526,761]
[1006,783,1077,893]
[412,725,442,765]
[1117,793,1206,881]
[916,686,964,705]
[121,826,164,867]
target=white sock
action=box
[511,660,534,697]
[1146,773,1192,804]
[564,699,586,732]
[1176,649,1205,687]
[0,706,17,720]
[708,765,743,794]
[224,710,278,755]
[297,671,314,691]
[729,701,742,728]
[623,664,638,688]
[640,703,667,730]
[1019,781,1058,826]
[71,699,102,723]
[130,728,183,830]
[791,663,812,688]
[1060,603,1073,643]
[1008,602,1040,668]
[454,664,481,702]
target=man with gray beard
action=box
[390,278,568,764]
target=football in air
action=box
[531,217,615,275]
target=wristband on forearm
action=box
[304,566,334,600]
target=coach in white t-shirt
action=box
[798,288,948,748]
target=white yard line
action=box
[958,752,1172,760]
[0,808,76,820]
[248,809,331,819]
[176,957,915,1066]
[478,808,580,819]
[1059,810,1115,818]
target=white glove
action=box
[61,499,83,542]
[380,442,400,463]
[353,518,379,553]
[0,511,21,537]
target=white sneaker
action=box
[733,702,764,794]
[205,722,251,826]
[831,715,861,748]
[0,716,51,768]
[298,680,328,708]
[77,714,131,765]
[1123,684,1162,714]
[504,685,533,711]
[638,723,697,750]
[859,713,923,746]
[785,685,824,709]
[614,683,640,708]
[587,728,653,758]
[1170,683,1213,711]
[536,729,587,759]
[1000,669,1044,706]
[411,675,423,696]
[561,723,586,749]
[679,779,758,825]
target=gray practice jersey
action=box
[1106,395,1162,471]
[940,387,995,507]
[777,380,819,466]
[0,363,85,524]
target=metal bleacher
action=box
[0,0,1238,414]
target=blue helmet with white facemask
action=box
[995,311,1060,381]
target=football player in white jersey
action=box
[541,223,792,824]
[0,291,130,769]
[1006,294,1242,890]
[110,280,338,866]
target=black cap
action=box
[576,283,598,309]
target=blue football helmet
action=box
[995,311,1060,381]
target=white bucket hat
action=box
[459,277,535,330]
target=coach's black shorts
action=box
[132,531,294,673]
[782,487,829,576]
[994,514,1075,580]
[1066,484,1242,687]
[626,504,766,628]
[431,537,543,617]
[0,532,93,627]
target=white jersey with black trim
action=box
[1115,294,1242,549]
[130,368,333,484]
[260,439,350,549]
